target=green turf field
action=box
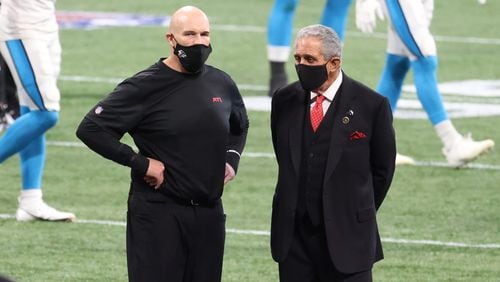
[1,0,499,281]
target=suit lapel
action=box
[288,90,307,176]
[323,74,357,184]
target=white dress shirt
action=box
[310,71,343,114]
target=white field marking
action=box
[242,96,500,119]
[60,74,500,117]
[59,75,122,84]
[0,213,498,249]
[60,76,500,119]
[60,76,500,98]
[46,141,500,171]
[47,141,87,147]
[380,237,500,249]
[403,80,500,98]
[345,31,500,46]
[241,154,500,171]
[394,99,500,119]
[242,94,500,118]
[211,24,266,33]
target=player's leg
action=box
[17,106,56,191]
[0,39,59,162]
[320,0,352,41]
[0,109,58,163]
[386,0,494,166]
[377,54,414,165]
[0,36,75,221]
[371,6,414,165]
[267,0,299,96]
[376,53,410,112]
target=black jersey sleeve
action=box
[75,75,150,176]
[84,78,146,136]
[76,118,149,176]
[225,79,249,173]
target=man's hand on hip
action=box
[144,158,165,189]
[224,163,235,185]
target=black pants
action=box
[126,192,226,282]
[0,54,19,118]
[279,214,372,282]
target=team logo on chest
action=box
[212,97,223,103]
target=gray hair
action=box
[295,24,342,60]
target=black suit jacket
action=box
[270,73,396,274]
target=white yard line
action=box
[210,24,500,46]
[47,141,500,171]
[0,213,498,249]
[59,75,122,84]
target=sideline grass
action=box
[1,0,499,281]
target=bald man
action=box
[76,6,249,282]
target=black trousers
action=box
[279,214,372,282]
[0,54,19,118]
[126,192,226,282]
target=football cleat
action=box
[16,198,76,222]
[443,133,495,167]
[395,153,416,165]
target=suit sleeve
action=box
[270,93,280,164]
[370,97,396,210]
[225,81,249,173]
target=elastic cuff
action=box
[130,154,149,176]
[226,150,241,174]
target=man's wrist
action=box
[130,154,149,176]
[226,150,241,174]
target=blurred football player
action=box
[267,0,352,97]
[356,0,494,167]
[0,0,75,221]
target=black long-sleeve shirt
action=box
[76,59,249,203]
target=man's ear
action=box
[165,33,175,46]
[328,57,341,72]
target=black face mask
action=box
[174,40,212,73]
[295,63,328,92]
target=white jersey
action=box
[381,0,436,59]
[0,0,58,40]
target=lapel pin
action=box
[342,109,353,124]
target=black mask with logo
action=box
[295,63,328,92]
[174,40,212,73]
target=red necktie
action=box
[310,94,325,132]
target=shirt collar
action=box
[310,70,343,102]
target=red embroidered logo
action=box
[350,131,367,140]
[212,97,223,103]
